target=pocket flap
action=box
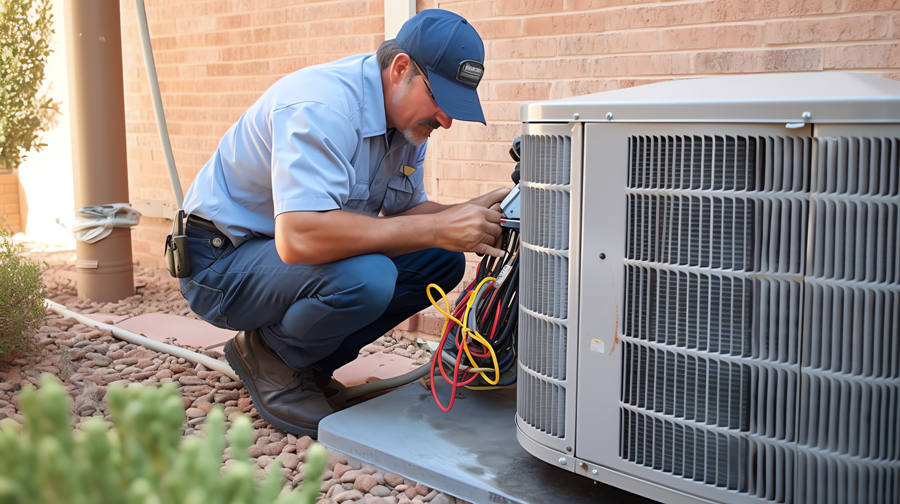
[386,172,413,193]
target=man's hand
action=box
[453,187,512,256]
[431,203,504,257]
[467,187,511,213]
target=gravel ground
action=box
[0,244,466,504]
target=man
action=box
[177,9,509,437]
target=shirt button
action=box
[212,237,224,248]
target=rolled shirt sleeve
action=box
[271,102,361,216]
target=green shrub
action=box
[0,0,60,171]
[0,375,328,504]
[0,228,44,358]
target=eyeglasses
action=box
[410,59,435,104]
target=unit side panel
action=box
[517,122,582,458]
[577,122,631,462]
[578,123,813,504]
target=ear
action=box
[389,53,413,85]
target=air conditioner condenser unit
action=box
[516,72,900,504]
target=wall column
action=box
[384,0,415,39]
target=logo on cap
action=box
[456,60,484,89]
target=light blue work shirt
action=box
[183,53,428,248]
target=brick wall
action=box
[120,0,899,337]
[0,173,22,234]
[426,0,899,207]
[119,0,387,267]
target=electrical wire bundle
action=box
[424,137,523,412]
[313,139,522,412]
[426,227,520,412]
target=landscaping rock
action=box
[370,485,392,497]
[429,494,454,504]
[341,468,376,483]
[333,489,364,503]
[384,473,404,487]
[278,452,301,470]
[354,474,378,492]
[333,463,353,479]
[265,441,287,456]
[184,408,206,419]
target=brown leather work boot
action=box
[224,329,333,438]
[311,367,350,411]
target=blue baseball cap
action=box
[395,9,486,124]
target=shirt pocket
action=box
[383,171,415,215]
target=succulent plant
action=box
[0,375,327,504]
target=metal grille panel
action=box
[621,135,794,501]
[521,186,570,250]
[518,134,572,440]
[517,368,567,438]
[620,133,898,504]
[796,137,900,504]
[519,308,567,380]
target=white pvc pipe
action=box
[44,299,237,380]
[134,0,183,209]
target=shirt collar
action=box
[361,54,387,138]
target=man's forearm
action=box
[276,201,505,265]
[393,201,452,216]
[275,210,437,265]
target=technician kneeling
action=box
[175,10,509,437]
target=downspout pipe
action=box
[134,0,183,209]
[64,0,135,303]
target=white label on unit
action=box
[590,339,605,354]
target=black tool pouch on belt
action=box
[164,209,191,279]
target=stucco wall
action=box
[9,0,74,245]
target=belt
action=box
[185,214,221,234]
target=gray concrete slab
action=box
[318,379,659,504]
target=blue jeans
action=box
[179,226,465,374]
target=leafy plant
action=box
[0,375,329,504]
[0,0,60,171]
[0,228,44,358]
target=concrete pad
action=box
[115,313,236,349]
[319,379,656,504]
[333,352,418,387]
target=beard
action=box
[402,125,427,146]
[402,119,442,146]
